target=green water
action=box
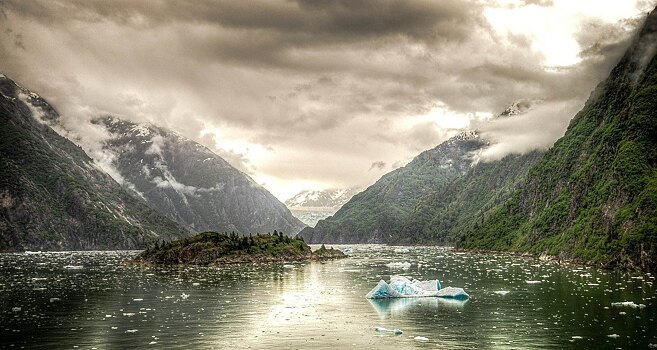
[0,246,655,349]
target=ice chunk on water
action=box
[494,291,510,296]
[611,301,646,308]
[414,336,429,341]
[375,327,402,335]
[366,276,440,298]
[386,262,411,269]
[436,287,470,300]
[64,265,83,270]
[365,275,469,300]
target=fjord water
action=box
[1,246,655,349]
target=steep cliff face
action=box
[93,117,306,236]
[0,75,188,250]
[391,150,544,245]
[460,9,657,271]
[299,131,486,243]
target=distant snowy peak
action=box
[498,99,542,118]
[451,130,479,142]
[286,188,360,209]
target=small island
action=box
[134,231,346,265]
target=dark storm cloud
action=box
[1,0,480,43]
[0,0,654,198]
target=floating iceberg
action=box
[366,275,469,300]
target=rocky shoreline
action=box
[453,248,653,272]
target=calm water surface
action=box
[1,245,655,349]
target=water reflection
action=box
[368,297,468,319]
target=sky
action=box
[0,0,655,201]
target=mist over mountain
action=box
[298,101,545,244]
[0,74,188,250]
[460,8,657,271]
[298,130,486,243]
[92,117,306,236]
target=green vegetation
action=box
[391,151,543,245]
[0,76,187,250]
[459,14,657,272]
[299,134,485,243]
[135,231,346,265]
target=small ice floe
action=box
[386,262,411,269]
[494,291,510,296]
[133,299,143,302]
[125,329,138,333]
[394,248,410,253]
[63,265,83,270]
[374,327,402,335]
[25,251,42,255]
[192,282,200,286]
[571,336,583,340]
[611,301,646,309]
[526,280,541,284]
[414,336,429,342]
[180,293,189,300]
[607,334,620,338]
[283,265,295,269]
[123,313,136,317]
[12,307,21,312]
[49,298,61,303]
[149,341,157,345]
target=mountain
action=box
[93,117,306,236]
[298,131,486,243]
[459,9,657,272]
[286,188,359,226]
[286,188,359,210]
[0,74,188,250]
[390,150,544,245]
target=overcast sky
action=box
[1,0,655,200]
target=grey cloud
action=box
[369,161,386,171]
[2,0,481,42]
[476,100,583,161]
[0,0,654,198]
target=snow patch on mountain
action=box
[286,188,359,210]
